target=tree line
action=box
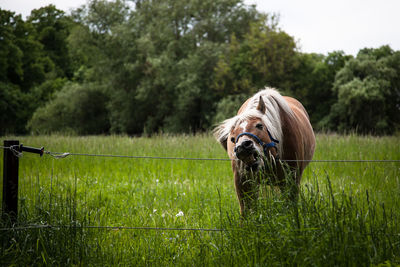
[1,0,399,136]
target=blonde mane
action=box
[214,88,293,156]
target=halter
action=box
[235,130,280,159]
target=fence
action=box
[2,140,400,231]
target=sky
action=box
[1,0,399,56]
[244,0,400,55]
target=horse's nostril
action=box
[242,140,253,149]
[235,140,254,160]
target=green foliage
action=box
[0,6,77,134]
[0,82,26,134]
[30,77,67,104]
[290,51,352,127]
[28,5,75,78]
[0,9,50,90]
[212,94,248,124]
[28,83,110,134]
[90,0,262,134]
[213,16,297,96]
[323,46,400,134]
[1,1,400,135]
[0,10,24,85]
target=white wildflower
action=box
[175,211,184,217]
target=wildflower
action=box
[175,211,184,217]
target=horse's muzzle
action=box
[234,140,258,165]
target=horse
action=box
[214,88,315,216]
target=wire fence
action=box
[1,142,399,233]
[1,145,399,163]
[0,224,227,232]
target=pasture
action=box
[1,134,400,266]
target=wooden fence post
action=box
[2,140,19,222]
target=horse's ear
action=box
[213,125,228,151]
[256,96,266,113]
[219,137,228,151]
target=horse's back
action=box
[284,96,315,162]
[284,96,309,120]
[237,98,251,115]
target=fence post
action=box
[2,140,19,223]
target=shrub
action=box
[28,82,110,135]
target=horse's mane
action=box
[214,88,293,156]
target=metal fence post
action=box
[2,140,19,222]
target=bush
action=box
[212,94,248,124]
[0,82,27,134]
[28,82,110,135]
[323,46,400,135]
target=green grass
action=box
[1,133,399,266]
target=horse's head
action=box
[228,97,280,172]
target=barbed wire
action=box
[1,145,399,163]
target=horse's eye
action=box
[231,137,235,143]
[256,123,263,130]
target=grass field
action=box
[1,134,400,266]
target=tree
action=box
[212,16,299,123]
[0,10,24,85]
[0,6,79,134]
[0,82,26,134]
[0,9,50,133]
[324,46,400,134]
[67,0,262,134]
[28,5,75,78]
[213,16,298,97]
[289,51,352,127]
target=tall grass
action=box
[1,134,399,265]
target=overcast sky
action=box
[2,0,399,56]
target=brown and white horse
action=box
[214,88,315,216]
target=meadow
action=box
[1,134,400,266]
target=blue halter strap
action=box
[235,130,279,156]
